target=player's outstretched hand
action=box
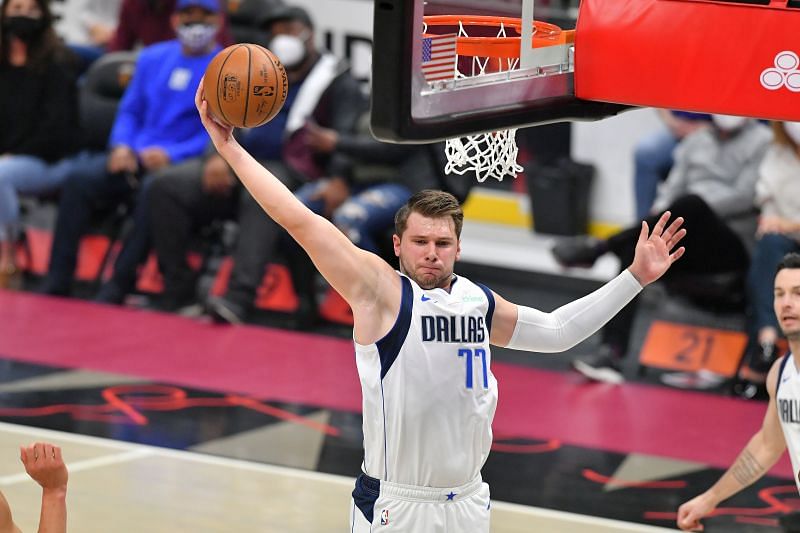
[628,211,686,287]
[20,442,68,491]
[676,493,715,531]
[195,79,237,153]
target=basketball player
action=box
[677,253,800,531]
[0,442,68,533]
[195,82,686,532]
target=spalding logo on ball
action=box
[204,43,288,128]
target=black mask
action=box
[3,16,46,43]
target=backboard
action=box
[370,0,627,143]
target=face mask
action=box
[176,22,217,52]
[269,32,309,69]
[711,114,748,132]
[784,122,800,145]
[3,15,45,43]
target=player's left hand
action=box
[627,211,686,287]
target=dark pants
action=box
[46,151,168,294]
[602,194,751,356]
[147,158,301,305]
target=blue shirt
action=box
[239,81,302,161]
[110,40,220,163]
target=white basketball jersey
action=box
[776,354,800,492]
[355,273,498,488]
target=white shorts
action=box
[349,473,491,533]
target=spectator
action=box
[282,110,470,325]
[0,0,79,289]
[147,4,365,319]
[108,0,232,52]
[0,442,69,533]
[634,109,710,219]
[551,115,772,384]
[735,121,800,399]
[55,0,122,70]
[39,0,222,301]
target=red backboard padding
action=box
[574,0,800,121]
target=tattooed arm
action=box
[676,358,787,531]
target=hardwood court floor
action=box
[0,422,678,533]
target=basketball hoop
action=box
[423,15,564,182]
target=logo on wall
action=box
[760,51,800,92]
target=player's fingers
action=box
[53,445,62,463]
[662,216,684,241]
[670,246,686,263]
[638,220,649,243]
[651,211,671,238]
[195,78,205,111]
[33,442,44,461]
[668,228,687,250]
[19,446,26,464]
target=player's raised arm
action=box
[487,212,686,350]
[676,357,786,531]
[195,82,398,322]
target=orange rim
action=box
[423,15,567,59]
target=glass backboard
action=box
[370,0,628,142]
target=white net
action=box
[444,129,522,182]
[435,19,523,182]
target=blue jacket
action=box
[109,40,220,163]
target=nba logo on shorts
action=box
[380,509,390,525]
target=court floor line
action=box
[0,448,152,487]
[0,421,676,532]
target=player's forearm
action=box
[219,143,311,231]
[37,487,66,533]
[705,433,782,507]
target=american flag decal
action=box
[421,34,458,82]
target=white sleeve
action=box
[505,270,642,353]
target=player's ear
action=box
[455,240,461,261]
[392,234,401,257]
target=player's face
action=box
[4,0,42,18]
[394,212,461,290]
[774,268,800,340]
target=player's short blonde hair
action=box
[395,190,464,239]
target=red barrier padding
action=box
[575,0,800,121]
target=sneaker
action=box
[731,378,767,400]
[660,369,726,390]
[205,295,247,325]
[572,349,625,384]
[551,236,604,268]
[95,281,126,305]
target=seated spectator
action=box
[55,0,122,70]
[634,109,710,219]
[552,115,772,384]
[282,111,470,325]
[735,121,800,398]
[1,442,69,533]
[147,4,365,319]
[0,0,79,289]
[39,0,222,301]
[108,0,232,52]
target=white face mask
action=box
[269,32,309,69]
[177,23,217,53]
[711,114,748,131]
[784,122,800,145]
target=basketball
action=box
[203,43,288,128]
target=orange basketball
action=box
[203,43,288,128]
